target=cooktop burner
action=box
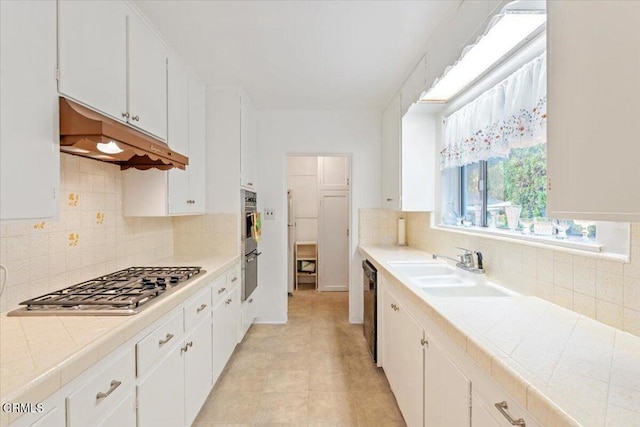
[8,266,203,316]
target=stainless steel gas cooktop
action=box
[8,266,203,316]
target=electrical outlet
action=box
[264,208,275,220]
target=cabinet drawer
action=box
[136,309,184,378]
[66,347,135,427]
[226,263,241,288]
[184,286,212,331]
[211,274,228,308]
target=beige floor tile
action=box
[216,367,270,393]
[309,370,350,392]
[270,351,311,370]
[231,350,276,370]
[348,366,391,391]
[254,392,309,423]
[194,390,261,424]
[308,391,358,423]
[352,391,404,423]
[264,369,310,393]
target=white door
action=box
[137,346,185,427]
[187,76,206,211]
[381,92,401,210]
[184,315,213,426]
[318,156,350,190]
[318,191,349,291]
[128,12,167,140]
[424,338,471,427]
[167,57,190,215]
[57,0,128,121]
[0,0,58,221]
[212,287,240,383]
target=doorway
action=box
[287,155,351,294]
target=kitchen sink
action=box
[412,276,465,286]
[387,262,455,277]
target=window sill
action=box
[433,224,629,262]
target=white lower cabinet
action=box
[97,390,136,427]
[379,273,538,427]
[137,337,185,427]
[28,406,65,427]
[424,339,470,427]
[213,284,240,383]
[240,295,257,340]
[184,315,214,426]
[382,285,424,427]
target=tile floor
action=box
[193,290,406,426]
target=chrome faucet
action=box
[433,247,485,274]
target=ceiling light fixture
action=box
[421,10,546,103]
[96,140,124,155]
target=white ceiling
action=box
[134,0,456,110]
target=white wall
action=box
[256,110,381,323]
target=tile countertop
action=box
[359,244,640,427]
[0,253,239,425]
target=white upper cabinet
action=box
[58,0,128,122]
[318,156,350,190]
[381,93,402,210]
[123,65,206,217]
[128,12,168,140]
[240,93,258,190]
[0,0,59,221]
[381,93,435,212]
[401,55,427,116]
[57,1,167,140]
[547,0,640,222]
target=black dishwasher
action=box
[362,260,377,362]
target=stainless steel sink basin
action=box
[387,262,455,277]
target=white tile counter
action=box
[359,244,640,427]
[0,253,239,426]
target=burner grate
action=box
[18,266,202,312]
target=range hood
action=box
[59,97,188,170]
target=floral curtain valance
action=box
[440,53,547,169]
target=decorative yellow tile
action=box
[32,221,46,230]
[68,193,79,207]
[68,233,79,247]
[96,212,104,225]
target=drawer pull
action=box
[420,338,428,347]
[96,380,121,402]
[495,401,526,426]
[248,298,253,303]
[218,287,226,294]
[196,303,208,313]
[231,277,238,282]
[390,303,399,311]
[225,298,232,305]
[158,333,174,347]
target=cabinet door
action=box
[128,12,168,140]
[97,390,136,427]
[185,315,213,426]
[167,58,190,215]
[424,338,471,427]
[137,345,185,427]
[382,285,424,427]
[212,290,239,383]
[0,0,58,221]
[240,296,256,340]
[57,0,127,121]
[240,94,258,189]
[318,156,350,190]
[187,76,206,212]
[547,0,640,222]
[381,93,401,210]
[471,394,500,427]
[30,406,65,427]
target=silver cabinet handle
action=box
[420,338,428,347]
[132,115,139,121]
[495,401,526,426]
[386,198,393,201]
[122,112,129,119]
[231,277,238,282]
[225,298,232,305]
[196,303,207,313]
[247,182,254,186]
[96,380,121,402]
[181,341,194,355]
[187,341,193,348]
[390,303,399,312]
[218,287,226,294]
[158,333,174,347]
[248,298,253,303]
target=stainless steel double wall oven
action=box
[242,190,260,301]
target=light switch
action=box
[264,208,275,220]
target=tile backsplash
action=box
[0,154,239,313]
[359,208,404,246]
[403,211,640,336]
